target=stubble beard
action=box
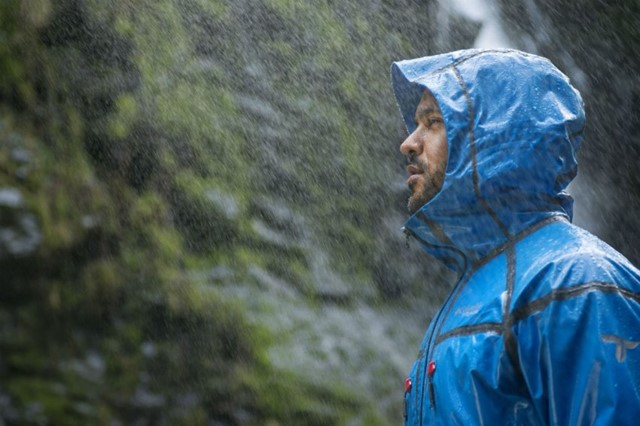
[407,182,434,214]
[406,164,445,215]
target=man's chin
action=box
[407,194,427,215]
[407,187,440,214]
[406,177,444,214]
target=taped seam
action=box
[451,63,510,239]
[434,322,502,346]
[511,281,640,322]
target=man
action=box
[392,49,640,425]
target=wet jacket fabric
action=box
[391,49,640,425]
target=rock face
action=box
[1,0,638,424]
[0,188,41,258]
[0,125,42,258]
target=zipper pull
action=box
[402,226,411,248]
[427,360,436,409]
[403,377,412,420]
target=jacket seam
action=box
[427,216,568,354]
[511,281,640,323]
[434,322,502,345]
[422,49,534,77]
[451,63,510,239]
[472,215,567,272]
[430,281,640,349]
[503,245,527,385]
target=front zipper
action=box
[428,380,436,409]
[418,271,469,422]
[418,290,451,419]
[418,310,440,417]
[427,360,436,408]
[403,225,470,424]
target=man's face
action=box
[400,90,448,214]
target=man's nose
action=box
[400,130,421,156]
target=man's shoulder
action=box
[513,220,640,303]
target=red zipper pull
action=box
[403,377,412,419]
[427,361,436,377]
[427,361,436,408]
[404,377,412,392]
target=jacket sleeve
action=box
[514,278,640,425]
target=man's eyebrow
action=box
[414,106,440,122]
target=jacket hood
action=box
[391,49,585,273]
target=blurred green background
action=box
[1,0,639,424]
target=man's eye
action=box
[427,117,443,127]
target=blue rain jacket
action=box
[392,49,640,425]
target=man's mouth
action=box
[406,164,423,187]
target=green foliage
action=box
[0,0,452,424]
[3,0,638,423]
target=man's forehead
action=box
[415,90,441,118]
[417,90,439,109]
